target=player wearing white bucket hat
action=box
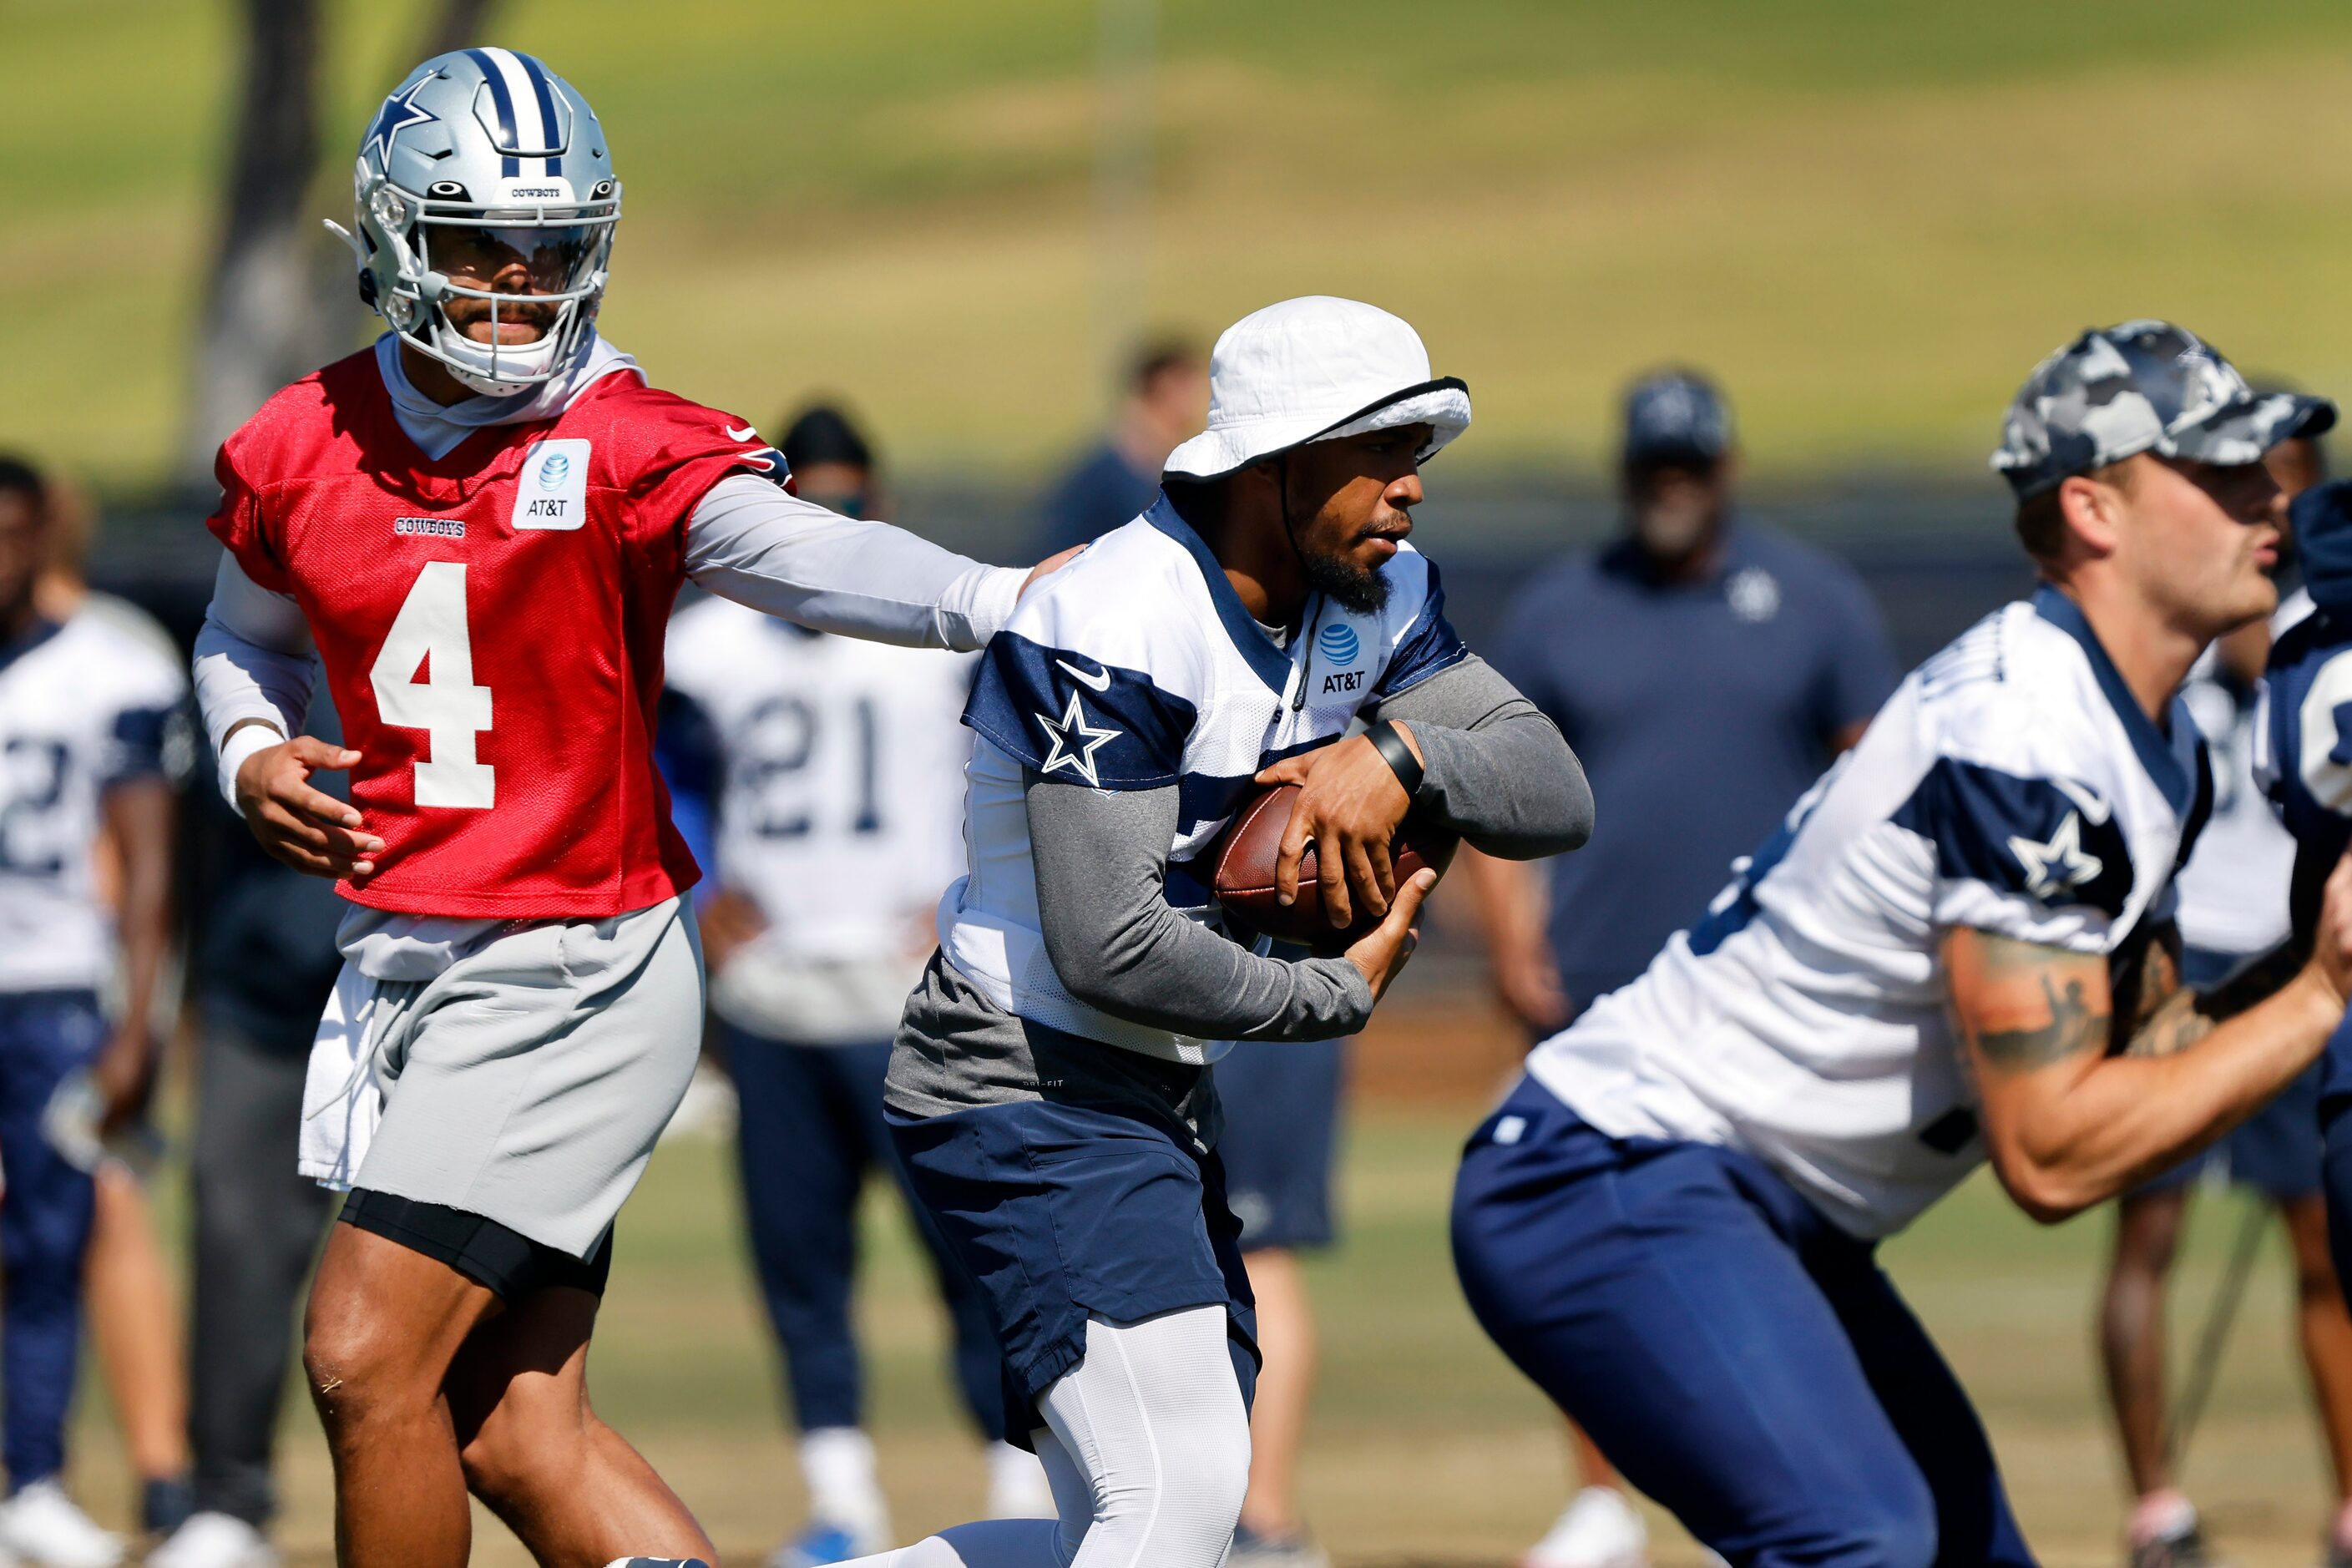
[827,299,1588,1568]
[1163,296,1471,482]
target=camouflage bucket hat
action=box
[1990,320,2334,500]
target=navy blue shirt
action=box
[1491,519,1898,1008]
[1036,442,1160,556]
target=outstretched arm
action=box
[1026,774,1430,1042]
[1948,872,2352,1223]
[685,473,1029,651]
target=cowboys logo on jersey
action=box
[1529,584,2212,1237]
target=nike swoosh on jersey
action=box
[1055,658,1112,691]
[725,424,760,442]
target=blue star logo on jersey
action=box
[365,78,439,171]
[2008,812,2103,900]
[1036,690,1122,787]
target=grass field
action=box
[59,1094,2347,1567]
[12,2,2352,488]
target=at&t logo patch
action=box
[1316,622,1360,667]
[1316,620,1367,696]
[513,438,589,531]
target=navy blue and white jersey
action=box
[665,599,974,1043]
[1528,586,2209,1238]
[2254,587,2352,1114]
[2171,591,2305,971]
[0,605,189,994]
[942,495,1465,1063]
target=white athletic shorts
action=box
[299,896,704,1259]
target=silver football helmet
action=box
[330,48,620,397]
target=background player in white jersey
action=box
[833,296,1592,1568]
[664,407,1047,1565]
[2094,416,2352,1568]
[1453,321,2352,1568]
[0,457,185,1568]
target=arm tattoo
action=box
[2111,923,2214,1060]
[2122,988,2214,1059]
[1975,973,2103,1070]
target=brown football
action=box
[1211,782,1459,953]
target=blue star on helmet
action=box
[2008,812,2103,901]
[1036,690,1123,788]
[365,78,439,170]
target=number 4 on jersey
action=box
[371,561,494,809]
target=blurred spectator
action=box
[0,457,185,1568]
[35,480,197,1546]
[1459,371,1898,1568]
[1034,340,1206,554]
[2093,415,2352,1568]
[662,406,1048,1566]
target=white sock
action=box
[801,1426,887,1532]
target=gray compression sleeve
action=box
[1374,654,1594,859]
[685,473,1024,650]
[1025,773,1375,1042]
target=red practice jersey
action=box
[207,348,783,918]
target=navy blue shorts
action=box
[1211,1039,1344,1252]
[888,1097,1259,1439]
[1451,1075,2034,1568]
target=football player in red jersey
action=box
[190,49,1054,1568]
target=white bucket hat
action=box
[1162,296,1472,481]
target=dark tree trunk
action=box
[415,0,502,63]
[182,0,504,482]
[181,0,335,482]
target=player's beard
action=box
[1300,539,1391,615]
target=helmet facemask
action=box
[356,174,620,397]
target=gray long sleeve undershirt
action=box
[1029,778,1378,1041]
[1025,654,1592,1044]
[1373,653,1595,859]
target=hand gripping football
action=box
[1211,782,1458,953]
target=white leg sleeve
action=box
[828,1307,1249,1568]
[1040,1307,1252,1568]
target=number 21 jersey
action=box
[205,347,781,918]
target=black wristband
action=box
[1368,719,1424,799]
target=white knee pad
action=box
[1039,1307,1252,1568]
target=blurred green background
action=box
[13,0,2352,491]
